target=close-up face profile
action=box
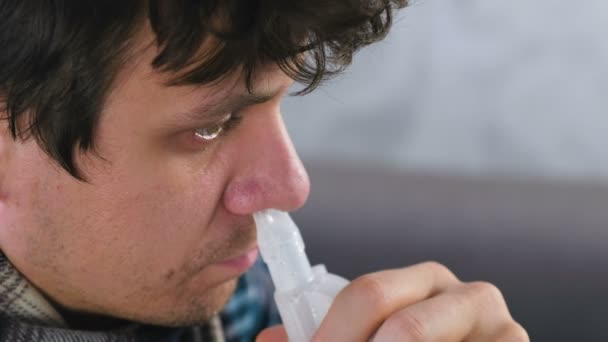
[1,1,537,342]
[0,24,311,325]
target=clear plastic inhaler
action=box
[253,209,350,342]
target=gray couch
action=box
[292,160,608,342]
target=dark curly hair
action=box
[0,0,407,179]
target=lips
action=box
[213,246,259,273]
[202,216,259,276]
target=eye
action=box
[194,125,223,141]
[194,113,232,141]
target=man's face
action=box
[0,30,310,325]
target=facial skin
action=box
[0,28,309,327]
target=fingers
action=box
[370,286,474,341]
[313,262,460,342]
[370,282,528,342]
[256,325,288,342]
[482,322,530,342]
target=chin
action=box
[155,277,239,327]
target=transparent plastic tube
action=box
[254,209,350,342]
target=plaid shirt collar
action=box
[0,252,66,327]
[0,252,225,342]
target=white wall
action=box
[282,0,608,181]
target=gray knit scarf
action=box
[0,252,225,342]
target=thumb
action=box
[256,324,288,342]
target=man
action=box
[0,1,528,341]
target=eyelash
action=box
[193,113,243,142]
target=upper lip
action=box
[208,216,257,263]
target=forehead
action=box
[106,27,291,122]
[115,24,287,87]
[142,24,288,87]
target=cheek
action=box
[70,156,229,278]
[0,144,60,258]
[3,124,233,291]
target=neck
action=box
[45,299,136,331]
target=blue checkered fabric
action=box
[220,258,281,342]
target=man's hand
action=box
[256,262,528,341]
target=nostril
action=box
[223,180,264,215]
[222,166,310,215]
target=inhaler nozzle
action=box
[254,209,314,291]
[254,209,350,342]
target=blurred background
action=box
[281,0,608,341]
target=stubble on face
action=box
[135,219,257,326]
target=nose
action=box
[222,109,310,215]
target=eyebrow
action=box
[181,90,280,122]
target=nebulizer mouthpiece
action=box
[254,209,350,342]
